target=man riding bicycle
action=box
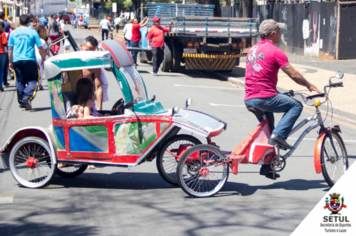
[244,19,321,179]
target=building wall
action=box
[253,2,337,59]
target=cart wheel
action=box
[320,130,348,187]
[56,164,88,178]
[157,135,201,186]
[177,144,229,198]
[161,41,172,72]
[9,137,57,188]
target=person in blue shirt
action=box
[8,15,47,111]
[39,16,48,26]
[71,13,76,29]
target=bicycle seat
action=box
[247,107,265,115]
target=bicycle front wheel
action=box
[320,130,348,187]
[177,144,229,198]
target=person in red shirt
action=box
[0,22,8,92]
[244,19,320,179]
[130,16,149,68]
[146,17,173,76]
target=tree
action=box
[240,0,253,18]
[197,0,221,17]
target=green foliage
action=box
[99,13,107,20]
[105,1,112,9]
[124,1,133,9]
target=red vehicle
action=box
[62,14,72,24]
[176,72,349,198]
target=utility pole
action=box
[65,0,67,12]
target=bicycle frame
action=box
[283,109,323,160]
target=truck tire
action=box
[171,42,182,72]
[146,51,153,61]
[139,52,148,64]
[161,41,172,72]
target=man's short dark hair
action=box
[83,36,98,47]
[0,12,4,19]
[29,16,37,22]
[20,15,30,26]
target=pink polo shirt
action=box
[244,39,290,101]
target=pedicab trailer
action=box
[0,40,227,188]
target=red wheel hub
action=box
[199,167,209,177]
[27,157,37,169]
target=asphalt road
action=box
[0,27,355,236]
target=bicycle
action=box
[176,71,348,198]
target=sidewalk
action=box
[211,55,356,125]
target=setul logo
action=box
[321,193,351,233]
[324,193,347,215]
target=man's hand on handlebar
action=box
[307,83,322,94]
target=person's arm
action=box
[47,24,51,35]
[59,25,64,36]
[38,46,46,62]
[146,29,152,50]
[83,101,96,118]
[93,69,103,110]
[99,21,102,31]
[168,21,173,32]
[140,17,149,27]
[281,65,321,93]
[8,46,14,71]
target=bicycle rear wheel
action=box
[320,130,348,187]
[177,144,229,198]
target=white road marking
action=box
[0,194,14,204]
[209,103,246,107]
[174,84,240,90]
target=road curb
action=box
[210,71,356,126]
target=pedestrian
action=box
[79,36,109,110]
[0,12,12,87]
[130,17,149,68]
[35,24,49,91]
[48,14,64,55]
[79,15,83,29]
[123,19,133,47]
[71,13,76,29]
[39,15,48,27]
[99,16,111,41]
[0,22,8,92]
[7,16,17,29]
[146,17,173,76]
[29,16,38,29]
[114,15,121,34]
[8,14,47,110]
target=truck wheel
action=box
[161,41,172,72]
[146,51,153,61]
[139,52,148,64]
[171,42,182,72]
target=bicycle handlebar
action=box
[288,81,343,107]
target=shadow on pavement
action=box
[49,172,177,190]
[219,179,328,197]
[30,107,52,112]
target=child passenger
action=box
[76,77,111,118]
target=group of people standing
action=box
[0,13,73,111]
[123,16,173,75]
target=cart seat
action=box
[247,107,265,116]
[63,92,77,112]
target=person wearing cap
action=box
[146,17,173,76]
[130,17,149,68]
[244,19,321,179]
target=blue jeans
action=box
[244,94,303,139]
[0,54,5,89]
[126,39,131,47]
[130,40,139,64]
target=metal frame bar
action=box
[282,112,323,159]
